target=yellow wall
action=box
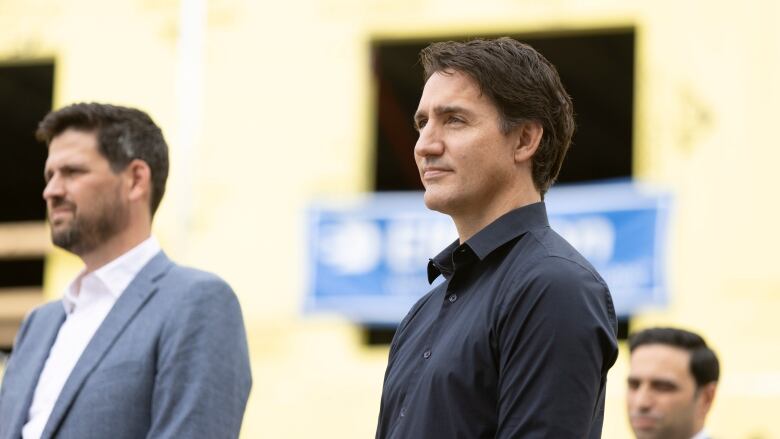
[2,0,779,437]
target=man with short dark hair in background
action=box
[627,327,719,439]
[0,103,252,439]
[375,37,619,438]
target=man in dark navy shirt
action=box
[375,38,619,438]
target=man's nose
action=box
[43,174,64,201]
[414,124,444,158]
[630,386,655,410]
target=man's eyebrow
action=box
[650,378,678,386]
[433,105,471,116]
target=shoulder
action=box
[154,263,246,337]
[496,228,616,329]
[148,261,243,325]
[166,262,230,285]
[162,263,236,300]
[19,300,65,331]
[145,252,230,290]
[495,230,619,363]
[522,226,608,290]
[28,299,66,319]
[7,300,63,355]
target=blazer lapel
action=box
[39,252,172,439]
[0,305,65,439]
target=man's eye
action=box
[62,167,85,176]
[415,119,427,130]
[653,382,677,392]
[446,116,464,124]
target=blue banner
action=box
[305,181,670,324]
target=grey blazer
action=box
[0,252,252,439]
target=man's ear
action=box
[513,120,543,164]
[697,382,718,415]
[125,159,152,203]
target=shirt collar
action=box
[427,202,549,283]
[690,430,709,439]
[62,236,162,313]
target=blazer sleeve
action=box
[494,258,618,438]
[12,308,36,349]
[0,307,36,399]
[145,277,252,439]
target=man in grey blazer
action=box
[0,103,252,439]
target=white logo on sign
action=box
[319,220,382,274]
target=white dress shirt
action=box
[22,237,161,439]
[691,430,710,439]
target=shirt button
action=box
[423,350,431,359]
[448,293,458,303]
[400,407,406,418]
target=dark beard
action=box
[50,190,128,256]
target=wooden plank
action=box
[0,221,50,258]
[0,288,43,349]
[0,321,19,349]
[0,287,44,320]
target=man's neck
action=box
[80,229,152,272]
[453,191,541,243]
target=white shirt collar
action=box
[690,430,709,439]
[62,236,161,314]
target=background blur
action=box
[2,0,780,437]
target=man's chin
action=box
[48,215,70,229]
[422,191,453,215]
[51,227,79,252]
[630,420,661,439]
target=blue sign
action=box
[305,181,671,324]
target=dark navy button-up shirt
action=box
[376,202,618,439]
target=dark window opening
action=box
[0,62,54,222]
[0,259,45,288]
[363,326,397,346]
[617,317,630,341]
